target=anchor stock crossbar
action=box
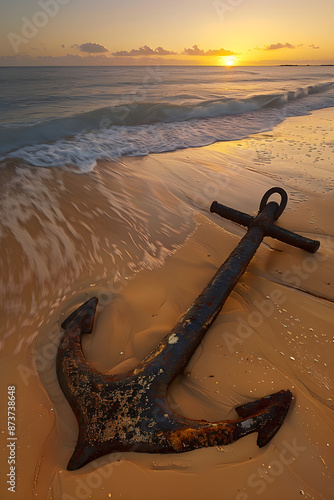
[210,187,320,254]
[56,187,320,470]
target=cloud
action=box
[78,42,109,53]
[154,46,177,55]
[183,45,235,56]
[113,44,236,57]
[309,44,320,49]
[183,45,205,56]
[262,42,296,51]
[205,48,236,56]
[112,45,176,56]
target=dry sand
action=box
[0,108,333,500]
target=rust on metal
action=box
[56,187,320,470]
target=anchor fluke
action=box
[61,297,98,334]
[235,389,293,447]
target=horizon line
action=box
[1,63,334,68]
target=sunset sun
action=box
[221,55,237,66]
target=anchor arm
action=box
[57,297,120,409]
[164,389,292,452]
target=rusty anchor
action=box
[57,187,320,470]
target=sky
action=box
[0,0,333,66]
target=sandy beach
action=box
[0,107,333,500]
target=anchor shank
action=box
[139,203,277,382]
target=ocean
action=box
[1,65,334,170]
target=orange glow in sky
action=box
[0,0,333,66]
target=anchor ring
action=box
[259,187,288,220]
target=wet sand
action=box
[0,108,333,499]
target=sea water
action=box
[1,65,334,170]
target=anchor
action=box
[57,187,320,470]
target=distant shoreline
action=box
[280,64,334,67]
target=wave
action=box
[1,81,333,168]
